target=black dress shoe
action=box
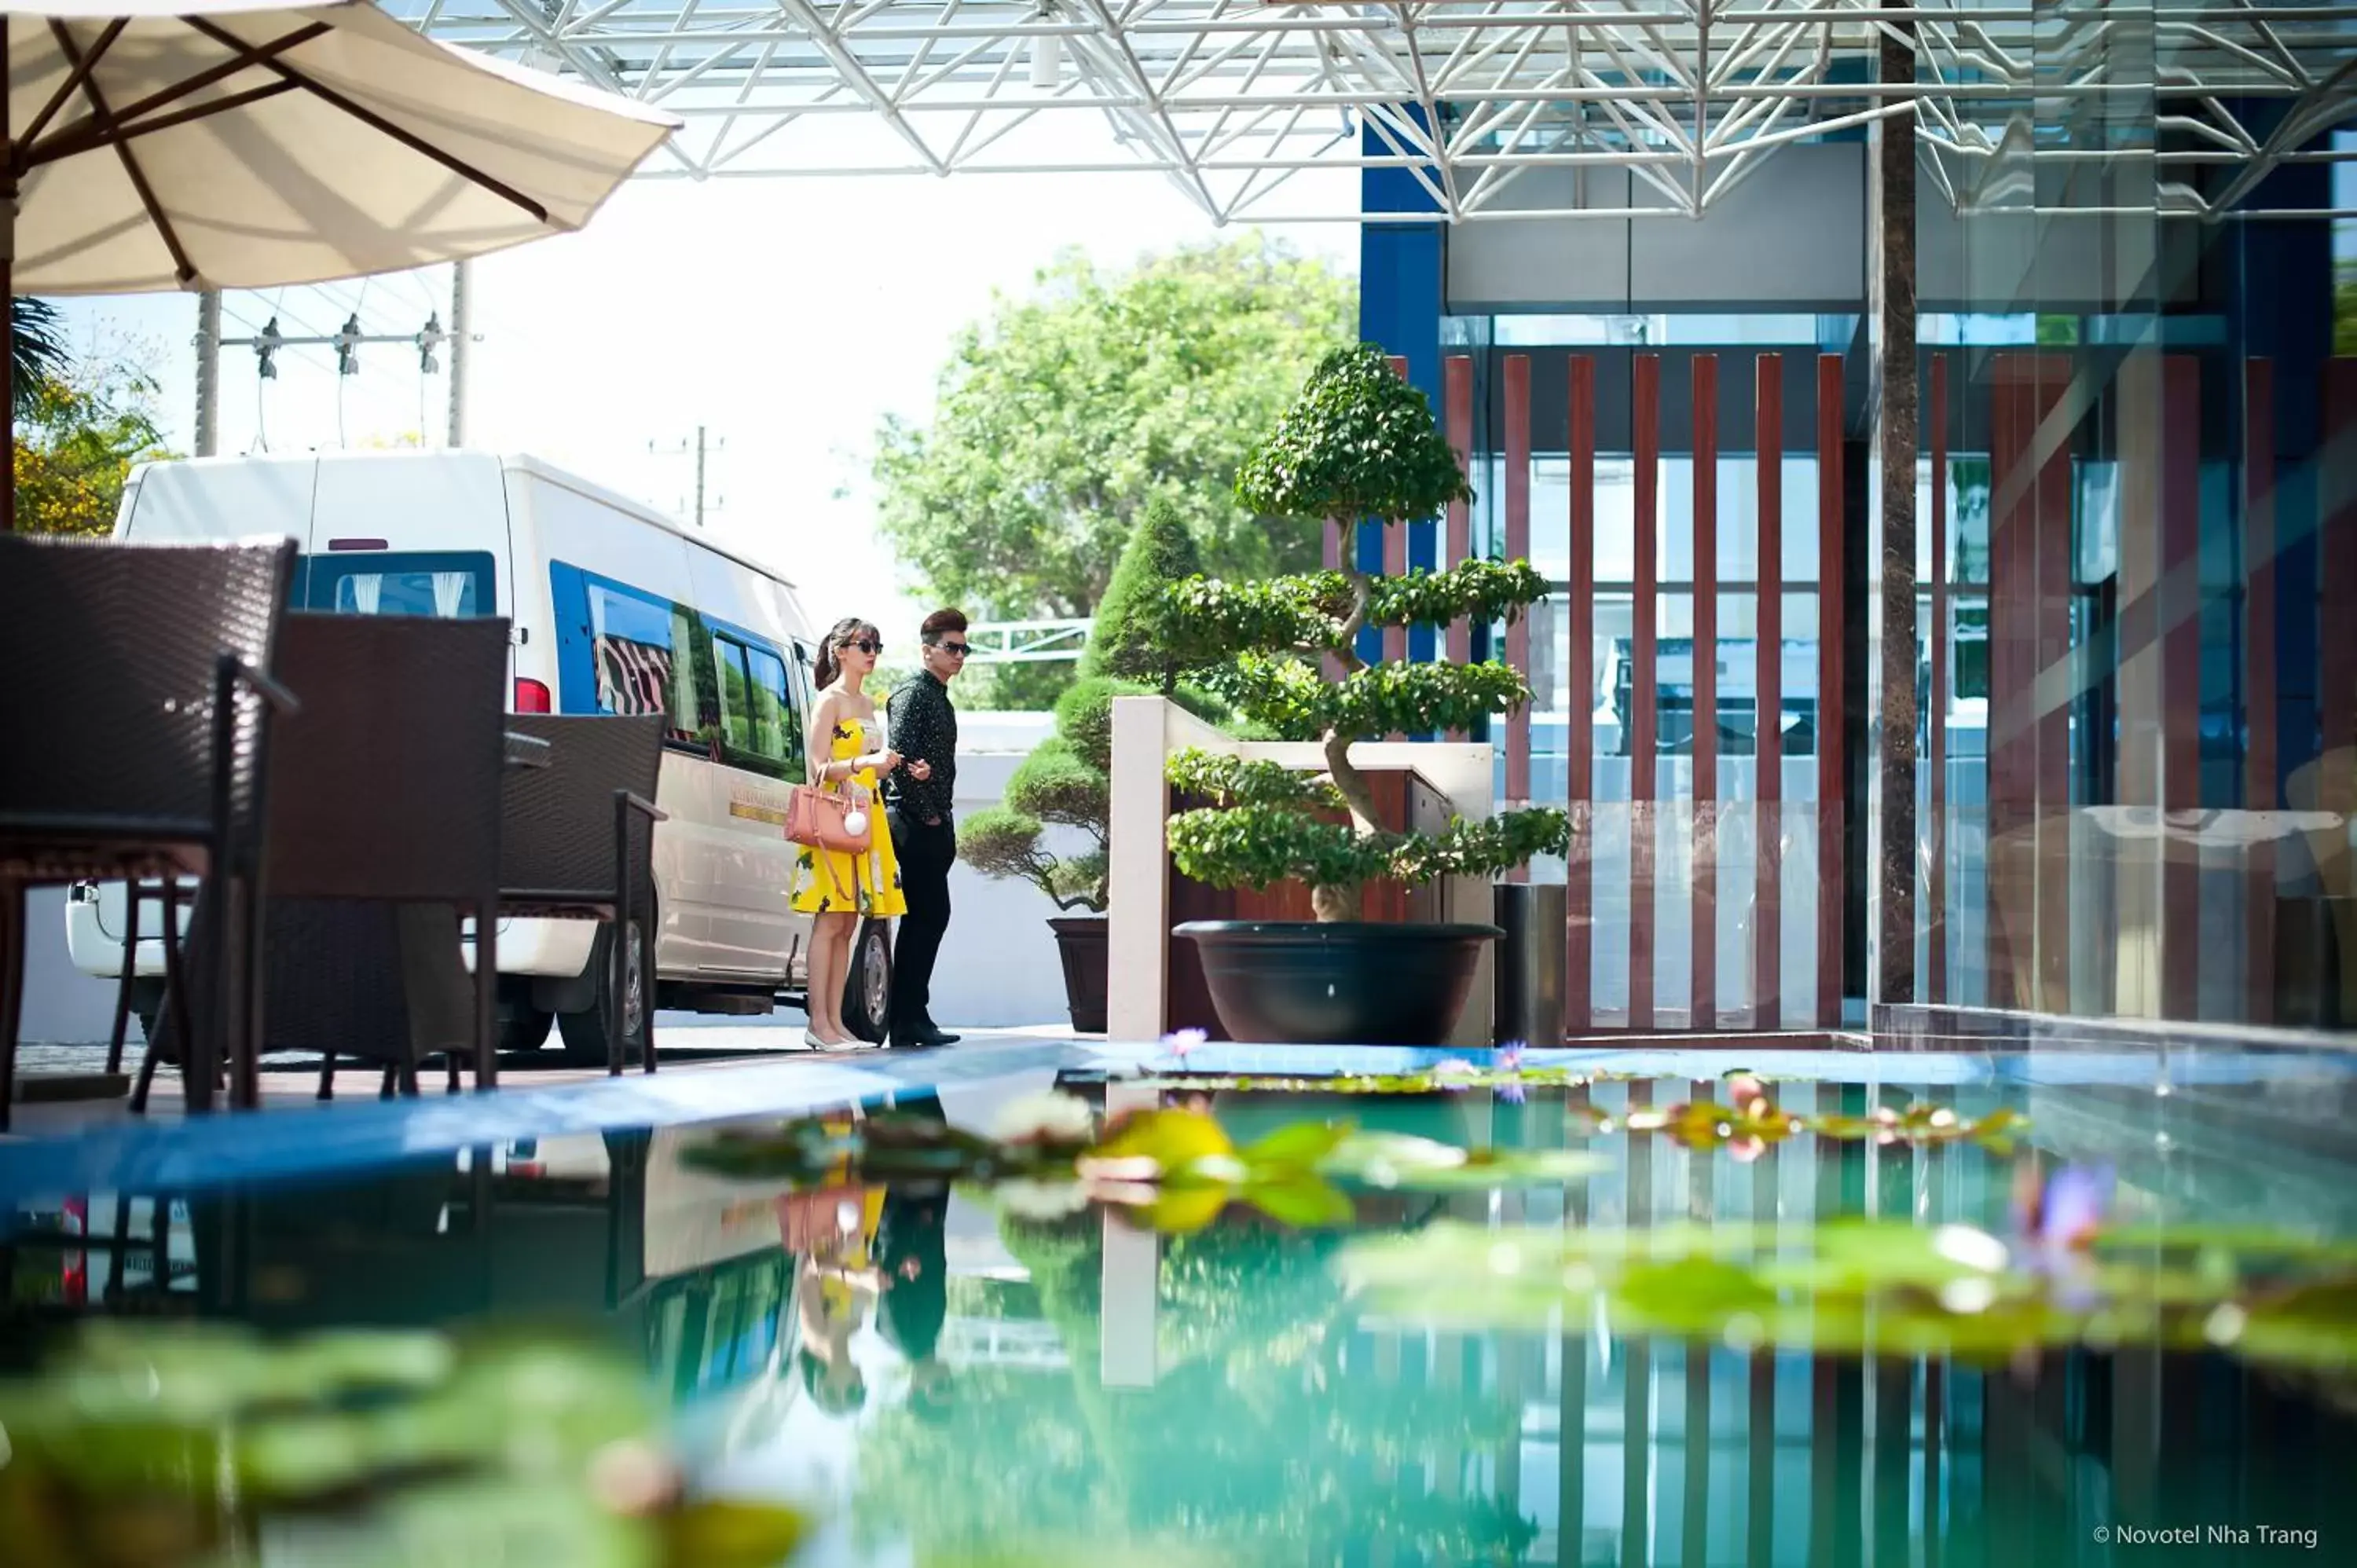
[890,1023,960,1048]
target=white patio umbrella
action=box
[2,0,681,527]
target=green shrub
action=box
[1079,496,1204,694]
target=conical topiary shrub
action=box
[1164,343,1570,922]
[1078,496,1203,697]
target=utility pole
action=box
[193,290,221,456]
[448,258,472,448]
[650,425,723,527]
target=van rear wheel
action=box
[842,918,892,1044]
[559,918,648,1066]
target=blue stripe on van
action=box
[548,560,600,714]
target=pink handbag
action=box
[783,779,872,855]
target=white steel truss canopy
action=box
[393,2,2357,223]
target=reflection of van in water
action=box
[64,451,895,1053]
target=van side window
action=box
[712,632,802,777]
[586,581,697,742]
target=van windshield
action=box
[296,551,497,618]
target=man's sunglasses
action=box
[844,637,883,655]
[934,640,971,658]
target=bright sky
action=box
[49,123,1359,649]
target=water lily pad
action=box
[1087,1108,1237,1180]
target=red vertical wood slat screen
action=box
[1443,354,1475,743]
[1692,354,1720,1030]
[1631,354,1662,1030]
[1815,353,1845,1028]
[1985,355,2070,1013]
[2161,356,2202,1021]
[2322,361,2357,846]
[1505,354,1534,811]
[1928,354,1949,1004]
[1985,358,2029,1011]
[1565,356,1598,1035]
[1754,354,1784,1030]
[2033,358,2074,1013]
[2242,358,2276,1024]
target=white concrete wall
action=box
[929,720,1099,1030]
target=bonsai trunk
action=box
[1311,568,1384,924]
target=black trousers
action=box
[889,808,954,1031]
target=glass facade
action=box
[1417,76,2348,1034]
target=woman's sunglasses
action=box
[843,636,883,655]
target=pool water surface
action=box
[3,1040,2354,1567]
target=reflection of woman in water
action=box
[782,1183,885,1416]
[779,1097,955,1420]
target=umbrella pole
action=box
[4,12,15,536]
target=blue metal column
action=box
[1358,112,1446,667]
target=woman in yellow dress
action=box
[791,617,922,1048]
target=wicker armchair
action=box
[137,613,509,1107]
[0,535,298,1128]
[498,713,668,1074]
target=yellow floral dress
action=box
[789,716,906,917]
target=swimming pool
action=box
[4,1035,2353,1566]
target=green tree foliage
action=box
[871,236,1354,624]
[1164,344,1569,919]
[13,341,172,538]
[12,298,69,416]
[1077,496,1204,695]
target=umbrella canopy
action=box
[3,1,678,293]
[1,0,680,528]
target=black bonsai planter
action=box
[1049,916,1110,1035]
[1174,921,1502,1046]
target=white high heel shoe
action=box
[802,1029,832,1050]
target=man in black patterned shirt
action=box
[882,608,967,1047]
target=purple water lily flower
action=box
[1162,1027,1208,1063]
[2010,1161,2113,1315]
[1497,1042,1527,1073]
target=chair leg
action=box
[106,874,144,1078]
[133,883,196,1118]
[0,880,24,1136]
[379,1064,398,1101]
[130,1038,164,1115]
[233,874,268,1112]
[446,1050,462,1096]
[612,798,630,1079]
[475,898,499,1092]
[317,1052,335,1102]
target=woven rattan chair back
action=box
[0,535,296,869]
[498,714,665,909]
[264,614,508,902]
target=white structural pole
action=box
[447,258,472,449]
[193,290,221,457]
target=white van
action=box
[64,450,893,1057]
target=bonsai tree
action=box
[1164,343,1570,921]
[958,693,1112,913]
